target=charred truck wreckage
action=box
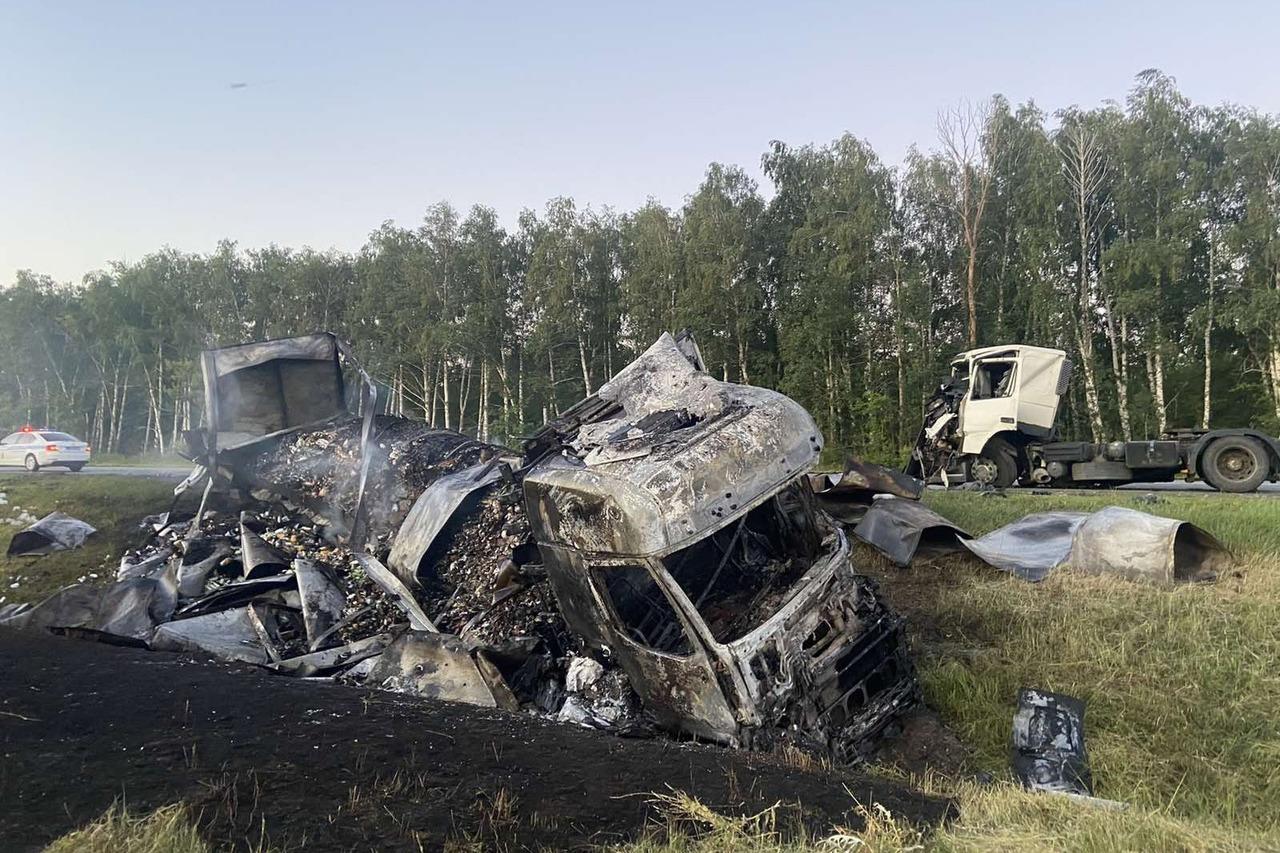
[2,331,920,762]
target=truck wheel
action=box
[24,454,39,472]
[1202,436,1269,493]
[970,437,1018,488]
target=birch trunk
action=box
[577,336,593,396]
[441,361,451,430]
[1202,240,1215,428]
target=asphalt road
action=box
[0,465,190,480]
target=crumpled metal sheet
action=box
[294,558,346,650]
[852,498,970,566]
[0,575,177,641]
[6,511,97,557]
[352,553,436,632]
[176,539,233,597]
[387,461,503,587]
[172,573,296,619]
[150,607,269,664]
[240,520,290,579]
[855,501,1232,585]
[365,631,517,709]
[1067,506,1231,584]
[271,632,392,677]
[810,459,924,524]
[960,512,1087,581]
[1011,688,1092,796]
[963,507,1232,584]
[118,548,174,582]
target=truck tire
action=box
[970,437,1018,488]
[1201,435,1269,493]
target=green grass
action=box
[0,474,184,605]
[87,452,192,469]
[906,490,1280,843]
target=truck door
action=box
[961,354,1020,455]
[588,561,741,743]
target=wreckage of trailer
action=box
[1,331,919,761]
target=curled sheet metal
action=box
[240,522,290,580]
[387,461,503,587]
[6,512,97,557]
[365,631,517,709]
[0,574,177,641]
[1068,506,1231,584]
[852,498,970,566]
[962,507,1232,584]
[810,458,925,523]
[1011,688,1092,796]
[961,513,1088,582]
[150,606,269,665]
[176,539,232,597]
[271,632,392,677]
[294,558,346,650]
[172,573,296,618]
[118,548,174,582]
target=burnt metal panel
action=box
[1012,689,1091,796]
[852,499,970,566]
[6,512,97,557]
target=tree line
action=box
[4,71,1280,461]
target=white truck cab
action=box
[913,342,1280,491]
[949,345,1069,455]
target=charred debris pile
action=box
[0,332,921,762]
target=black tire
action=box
[67,463,84,472]
[1201,436,1269,493]
[23,454,39,472]
[970,437,1019,488]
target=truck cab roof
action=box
[950,344,1067,367]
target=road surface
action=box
[0,465,190,480]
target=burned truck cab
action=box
[523,334,917,759]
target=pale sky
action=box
[2,0,1278,284]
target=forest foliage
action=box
[5,71,1280,460]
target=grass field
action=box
[13,477,1280,851]
[85,451,191,468]
[0,474,184,605]
[623,488,1280,851]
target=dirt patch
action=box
[0,629,952,851]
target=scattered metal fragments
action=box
[0,330,922,766]
[1011,688,1092,797]
[810,458,925,524]
[6,511,97,557]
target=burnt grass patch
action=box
[0,629,953,851]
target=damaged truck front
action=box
[521,334,918,760]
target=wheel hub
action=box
[971,457,999,485]
[1219,448,1257,481]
